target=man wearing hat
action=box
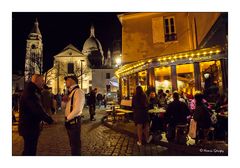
[63,75,85,155]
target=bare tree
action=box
[44,60,90,91]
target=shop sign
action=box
[193,55,212,61]
[159,61,169,66]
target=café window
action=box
[164,16,177,42]
[67,63,74,74]
[154,66,172,92]
[138,71,147,92]
[121,77,128,98]
[200,61,222,96]
[176,64,195,96]
[129,74,137,97]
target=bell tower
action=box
[24,18,43,82]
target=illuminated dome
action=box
[82,25,104,68]
[82,25,104,56]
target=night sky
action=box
[12,12,122,74]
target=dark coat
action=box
[18,82,53,136]
[88,91,96,105]
[165,100,190,126]
[132,94,149,124]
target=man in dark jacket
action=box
[165,91,190,142]
[88,88,97,121]
[19,74,54,156]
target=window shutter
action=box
[152,17,165,43]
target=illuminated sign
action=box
[192,55,212,61]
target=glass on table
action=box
[153,104,158,110]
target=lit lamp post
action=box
[80,60,85,89]
[115,56,122,67]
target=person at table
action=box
[193,93,212,143]
[157,89,167,108]
[148,91,162,132]
[165,90,172,104]
[149,91,161,109]
[179,90,189,105]
[132,86,152,146]
[165,91,190,142]
[167,91,188,105]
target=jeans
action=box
[66,121,81,156]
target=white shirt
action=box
[65,84,85,121]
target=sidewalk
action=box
[102,114,228,156]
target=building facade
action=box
[45,44,92,94]
[116,12,228,101]
[91,69,117,94]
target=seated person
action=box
[158,89,167,108]
[165,91,190,142]
[148,91,161,109]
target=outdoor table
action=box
[148,108,166,132]
[148,108,166,117]
[107,101,115,105]
[148,107,166,113]
[105,102,120,122]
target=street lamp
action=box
[115,57,122,67]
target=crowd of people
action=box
[13,73,228,155]
[131,86,228,146]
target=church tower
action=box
[24,18,43,82]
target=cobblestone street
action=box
[12,107,180,156]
